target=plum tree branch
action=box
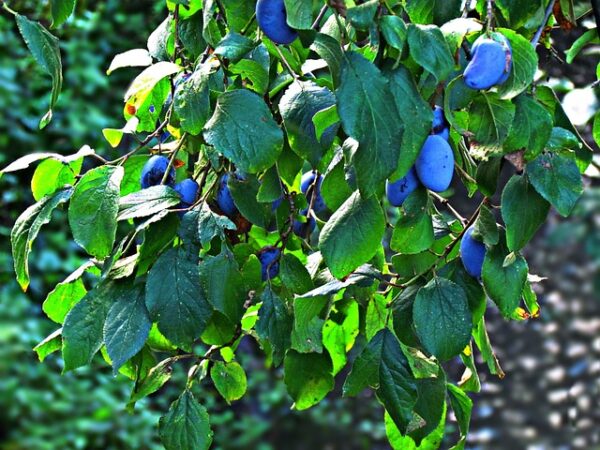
[531,0,556,47]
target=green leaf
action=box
[495,28,538,100]
[439,260,487,326]
[229,58,269,94]
[11,187,73,291]
[528,153,583,217]
[34,328,62,362]
[195,203,237,247]
[495,0,543,28]
[118,185,181,221]
[593,112,600,147]
[280,253,313,295]
[43,277,87,324]
[504,95,553,160]
[68,165,124,259]
[159,390,213,450]
[386,67,433,178]
[204,90,283,173]
[124,61,181,103]
[380,16,408,51]
[174,68,211,135]
[447,383,472,447]
[228,174,272,228]
[199,247,246,323]
[15,14,63,128]
[319,191,386,279]
[407,24,454,82]
[336,52,403,195]
[62,280,123,371]
[344,329,418,433]
[280,81,339,167]
[213,32,255,62]
[347,0,379,30]
[31,156,82,201]
[104,284,152,371]
[297,264,377,299]
[256,287,293,366]
[365,294,388,341]
[411,372,447,444]
[292,296,327,353]
[482,238,528,317]
[146,248,212,350]
[405,0,463,25]
[128,358,173,410]
[311,33,343,87]
[322,300,359,375]
[390,189,434,255]
[467,92,516,159]
[413,278,472,361]
[473,204,499,246]
[284,0,315,29]
[284,350,334,410]
[321,151,353,211]
[137,213,179,275]
[50,0,76,27]
[211,361,247,403]
[565,29,600,64]
[501,175,550,252]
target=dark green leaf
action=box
[495,28,538,100]
[146,248,212,350]
[504,95,553,160]
[390,189,434,254]
[292,296,327,353]
[447,383,473,446]
[405,0,463,25]
[69,166,123,259]
[380,15,407,50]
[204,90,283,173]
[159,390,213,450]
[284,0,315,29]
[15,14,63,128]
[174,68,211,135]
[104,284,152,371]
[413,278,472,361]
[51,0,76,27]
[256,287,293,366]
[528,153,583,217]
[501,175,550,251]
[195,203,237,247]
[280,81,339,167]
[347,0,379,30]
[336,52,403,195]
[495,0,543,28]
[311,33,343,87]
[468,92,516,159]
[319,191,386,279]
[228,174,272,228]
[213,32,255,62]
[297,264,377,299]
[407,24,454,82]
[128,358,173,410]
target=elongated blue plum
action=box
[256,0,298,45]
[464,33,512,90]
[415,135,454,192]
[216,173,238,217]
[386,167,420,206]
[431,105,450,141]
[175,179,199,208]
[300,171,327,213]
[293,209,316,238]
[460,226,487,278]
[141,155,176,189]
[258,246,281,280]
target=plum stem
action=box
[274,45,300,81]
[531,0,556,47]
[312,4,328,29]
[486,0,495,31]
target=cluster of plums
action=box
[386,106,454,206]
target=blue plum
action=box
[256,0,298,45]
[216,173,238,217]
[300,171,327,214]
[432,106,450,140]
[464,33,512,90]
[141,155,176,189]
[386,167,420,207]
[258,246,281,280]
[460,226,487,278]
[415,135,454,192]
[293,209,316,238]
[272,196,283,211]
[175,178,199,208]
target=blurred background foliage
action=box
[0,0,599,449]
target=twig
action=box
[274,45,300,81]
[240,12,256,35]
[531,0,556,47]
[161,133,187,185]
[486,0,495,31]
[430,192,468,224]
[312,4,328,29]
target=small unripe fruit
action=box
[141,155,176,189]
[415,135,454,193]
[460,226,487,278]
